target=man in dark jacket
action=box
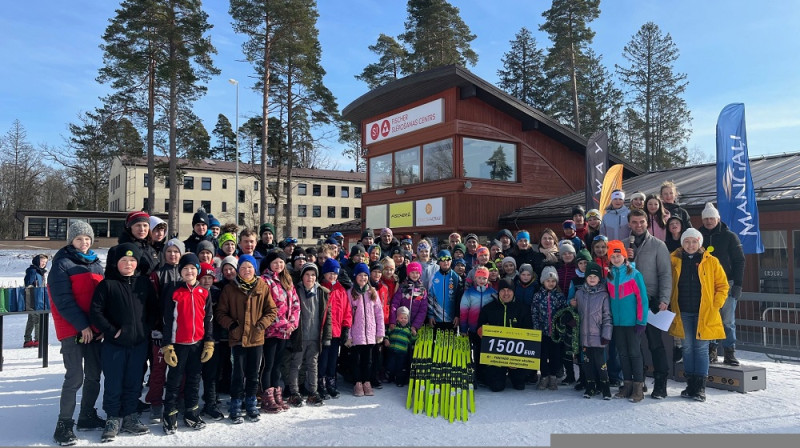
[23,253,48,347]
[183,208,215,254]
[118,211,159,276]
[255,222,276,258]
[699,203,746,366]
[90,243,159,440]
[627,209,673,398]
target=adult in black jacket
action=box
[660,181,693,231]
[119,211,159,276]
[255,223,276,259]
[90,243,158,438]
[183,208,215,254]
[477,278,534,392]
[698,203,745,366]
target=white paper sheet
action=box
[647,309,676,331]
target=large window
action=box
[298,183,307,196]
[341,207,349,219]
[759,230,789,293]
[28,217,46,237]
[313,184,321,196]
[50,219,68,240]
[341,186,349,198]
[462,138,517,181]
[369,153,392,191]
[423,138,453,182]
[268,203,276,216]
[183,200,194,213]
[89,219,108,239]
[355,187,362,198]
[201,177,211,190]
[313,206,321,218]
[394,147,420,186]
[354,207,361,219]
[328,185,336,197]
[201,200,211,213]
[298,205,307,217]
[298,226,307,239]
[327,206,336,218]
[184,176,194,190]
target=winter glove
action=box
[151,330,163,347]
[200,341,215,363]
[601,338,610,346]
[730,285,743,301]
[161,344,178,368]
[634,324,646,337]
[340,327,350,343]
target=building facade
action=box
[108,157,366,245]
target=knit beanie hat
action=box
[197,240,215,256]
[324,236,338,245]
[453,243,467,256]
[208,214,221,228]
[585,262,603,279]
[586,209,601,220]
[496,229,515,242]
[437,249,452,260]
[516,230,530,242]
[629,191,646,202]
[199,262,216,279]
[406,262,423,274]
[238,254,258,273]
[361,228,375,240]
[474,266,490,278]
[218,232,237,247]
[518,263,534,277]
[67,220,94,244]
[402,250,414,261]
[112,242,141,265]
[607,240,628,259]
[192,208,209,227]
[332,232,344,241]
[179,253,200,272]
[541,266,559,282]
[396,306,410,317]
[149,215,167,231]
[352,262,370,279]
[164,238,185,255]
[558,240,576,255]
[262,251,288,273]
[476,246,489,257]
[300,262,319,278]
[380,227,393,237]
[259,222,275,237]
[701,202,720,219]
[464,233,479,243]
[572,205,586,218]
[562,220,576,230]
[417,240,431,252]
[126,210,150,228]
[498,277,515,292]
[291,248,307,264]
[321,258,341,275]
[681,228,704,246]
[610,190,625,201]
[221,255,238,270]
[305,246,318,257]
[349,244,366,258]
[453,258,466,267]
[501,256,517,270]
[576,249,593,263]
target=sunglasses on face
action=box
[438,256,452,262]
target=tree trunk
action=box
[167,12,179,232]
[570,41,580,135]
[259,15,272,228]
[285,67,294,238]
[147,54,156,215]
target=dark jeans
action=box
[164,343,202,414]
[201,341,222,406]
[101,340,148,418]
[318,337,341,379]
[386,349,411,384]
[231,345,263,399]
[606,339,623,382]
[261,338,287,389]
[58,337,102,420]
[351,344,374,383]
[539,336,563,377]
[581,346,609,383]
[645,322,669,377]
[613,326,644,382]
[681,313,711,377]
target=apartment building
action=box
[108,156,366,245]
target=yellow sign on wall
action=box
[389,201,413,228]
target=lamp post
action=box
[228,78,239,225]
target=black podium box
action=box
[673,363,767,393]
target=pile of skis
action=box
[405,327,475,422]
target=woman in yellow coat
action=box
[668,228,729,402]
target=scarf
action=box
[237,275,258,293]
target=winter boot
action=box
[306,392,325,407]
[600,381,612,400]
[326,376,341,399]
[53,418,78,446]
[162,409,178,435]
[23,340,37,348]
[723,348,740,366]
[363,381,375,396]
[261,388,280,414]
[583,381,597,398]
[245,396,260,422]
[318,378,331,400]
[100,417,120,443]
[202,402,224,420]
[149,404,163,424]
[574,367,586,391]
[136,399,150,413]
[673,346,683,364]
[228,398,244,424]
[183,406,206,430]
[76,407,106,431]
[120,414,149,436]
[614,380,633,399]
[274,386,289,411]
[693,375,707,402]
[651,373,668,399]
[708,342,719,364]
[353,381,365,397]
[560,363,576,385]
[547,375,558,390]
[680,375,698,399]
[629,381,645,403]
[536,375,549,390]
[287,392,305,407]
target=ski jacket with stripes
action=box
[162,281,213,345]
[48,245,104,341]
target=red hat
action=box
[199,262,216,279]
[126,210,150,228]
[474,267,490,278]
[607,240,628,259]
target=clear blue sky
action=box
[2,0,799,170]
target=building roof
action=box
[499,152,800,224]
[342,64,643,176]
[120,156,366,183]
[316,219,361,237]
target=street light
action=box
[228,78,239,225]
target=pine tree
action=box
[540,0,601,134]
[497,27,548,110]
[486,146,513,181]
[339,121,367,172]
[178,116,211,160]
[400,0,478,72]
[212,114,236,161]
[356,33,408,89]
[616,22,691,170]
[578,49,624,151]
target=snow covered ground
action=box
[2,249,799,446]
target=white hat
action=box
[558,240,576,255]
[701,202,720,219]
[541,266,559,282]
[681,228,703,246]
[611,190,625,201]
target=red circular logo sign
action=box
[380,119,390,137]
[370,123,380,141]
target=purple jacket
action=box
[348,286,385,345]
[390,279,428,331]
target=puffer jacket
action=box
[459,284,496,334]
[478,295,533,330]
[162,281,213,345]
[530,286,568,336]
[698,221,746,288]
[49,245,105,341]
[261,269,300,340]
[216,278,277,347]
[390,278,428,331]
[427,269,463,323]
[320,280,352,338]
[118,231,159,276]
[574,283,612,347]
[600,205,631,241]
[290,284,332,351]
[668,249,729,340]
[348,286,385,345]
[607,263,648,327]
